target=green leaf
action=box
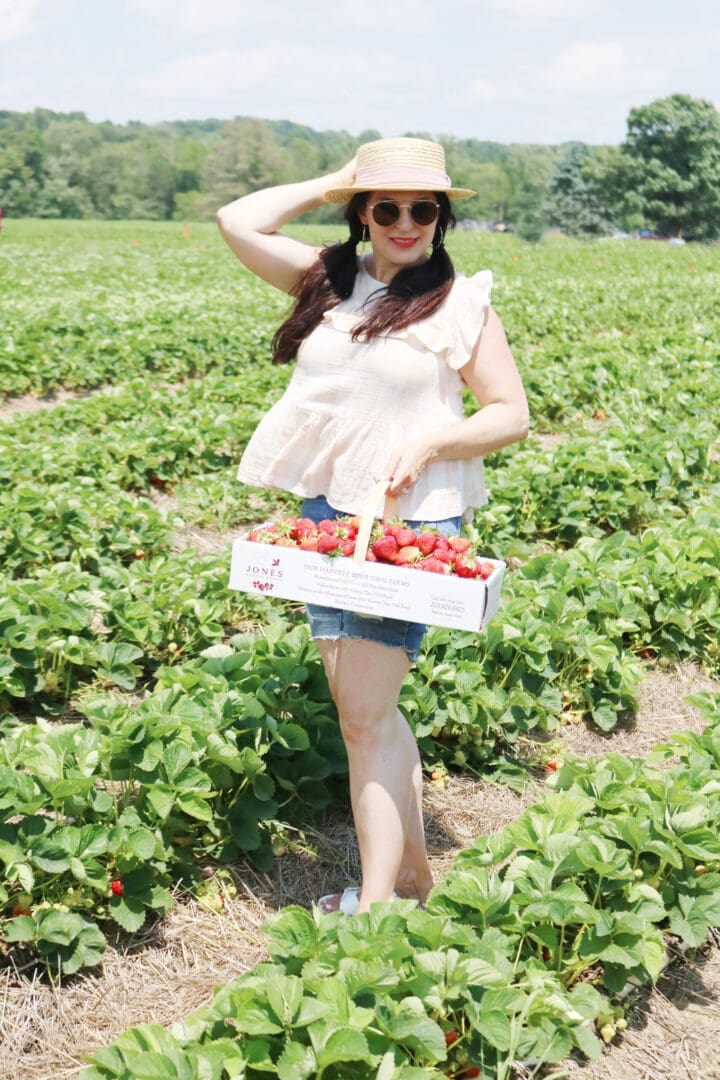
[3,914,36,942]
[176,792,213,821]
[572,1023,603,1061]
[110,894,147,933]
[476,1009,512,1051]
[276,1041,316,1080]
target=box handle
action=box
[352,480,398,565]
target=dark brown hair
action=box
[271,192,457,364]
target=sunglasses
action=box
[367,199,439,228]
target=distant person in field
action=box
[217,137,529,915]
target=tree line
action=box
[1,94,718,240]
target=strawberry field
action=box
[1,220,720,1079]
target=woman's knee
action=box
[337,698,393,747]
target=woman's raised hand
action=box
[332,155,357,190]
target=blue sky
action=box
[1,0,718,144]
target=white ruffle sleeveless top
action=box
[237,257,493,521]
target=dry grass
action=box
[1,663,719,1080]
[0,386,114,421]
[562,933,720,1080]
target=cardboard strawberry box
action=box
[228,535,505,633]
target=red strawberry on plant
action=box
[110,879,123,896]
[371,534,399,562]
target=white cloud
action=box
[541,41,663,93]
[0,0,41,42]
[129,43,388,105]
[467,79,498,101]
[128,0,437,32]
[131,47,281,97]
[491,0,591,15]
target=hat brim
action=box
[324,184,476,204]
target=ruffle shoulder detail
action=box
[320,268,493,370]
[400,269,493,369]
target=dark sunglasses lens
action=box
[411,201,439,226]
[371,201,400,226]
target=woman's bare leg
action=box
[317,638,433,912]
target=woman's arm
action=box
[384,307,529,497]
[216,159,357,294]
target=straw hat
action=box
[324,137,476,203]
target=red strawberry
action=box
[445,1031,458,1046]
[299,536,319,552]
[420,557,449,574]
[417,532,438,555]
[432,547,453,564]
[318,534,342,555]
[340,539,356,556]
[317,519,337,534]
[372,535,399,562]
[110,879,123,896]
[478,560,495,580]
[365,551,378,562]
[448,536,471,554]
[296,518,318,539]
[454,555,481,578]
[395,545,422,566]
[277,516,300,539]
[346,515,362,531]
[547,761,558,772]
[394,527,417,548]
[249,525,277,544]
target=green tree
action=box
[505,145,556,241]
[547,143,615,237]
[619,94,720,240]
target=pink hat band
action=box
[323,137,477,203]
[355,163,452,191]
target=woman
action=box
[217,137,529,916]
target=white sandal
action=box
[316,886,398,916]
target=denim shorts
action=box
[300,495,462,661]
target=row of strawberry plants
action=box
[0,548,275,706]
[79,692,720,1080]
[2,488,718,729]
[3,519,719,975]
[6,225,718,421]
[3,370,716,572]
[2,222,286,398]
[0,624,348,974]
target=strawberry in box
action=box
[230,503,506,632]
